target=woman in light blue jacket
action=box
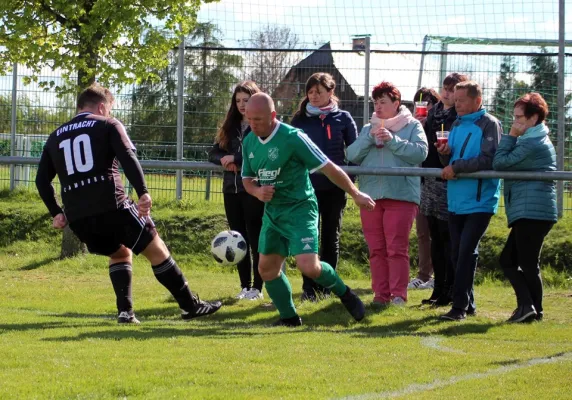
[493,93,557,323]
[347,81,428,306]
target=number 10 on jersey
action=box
[59,134,94,175]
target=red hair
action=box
[514,93,549,125]
[372,81,401,105]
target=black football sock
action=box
[109,262,133,314]
[152,257,194,311]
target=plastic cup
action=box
[436,130,449,146]
[415,101,428,117]
[371,122,384,148]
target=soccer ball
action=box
[211,230,247,265]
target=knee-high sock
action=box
[109,262,133,313]
[313,261,347,297]
[265,272,297,319]
[152,257,194,311]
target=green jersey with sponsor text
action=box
[241,121,329,205]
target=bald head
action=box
[245,92,277,137]
[246,92,275,113]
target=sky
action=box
[196,0,571,50]
[1,0,571,107]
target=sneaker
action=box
[536,311,544,321]
[339,286,366,321]
[419,278,434,290]
[440,308,466,321]
[272,315,302,327]
[235,288,249,300]
[118,311,140,324]
[466,306,477,316]
[245,288,263,300]
[407,278,425,290]
[181,295,222,320]
[391,297,406,306]
[507,305,537,323]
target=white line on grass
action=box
[336,352,572,400]
[420,337,466,354]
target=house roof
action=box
[327,43,441,101]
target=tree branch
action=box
[39,0,72,28]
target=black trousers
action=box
[224,192,265,291]
[449,212,493,312]
[426,215,453,300]
[302,187,347,294]
[499,219,554,314]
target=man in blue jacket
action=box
[437,81,502,321]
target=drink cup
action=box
[415,101,428,118]
[436,130,449,146]
[371,122,384,148]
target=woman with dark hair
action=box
[493,92,557,323]
[408,87,440,292]
[209,81,265,300]
[290,72,358,301]
[347,81,428,306]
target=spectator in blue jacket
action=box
[437,81,502,321]
[419,73,469,307]
[493,93,557,323]
[209,81,265,301]
[291,72,358,301]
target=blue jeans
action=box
[448,212,493,311]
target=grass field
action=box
[1,239,571,399]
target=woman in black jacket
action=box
[209,81,265,300]
[290,72,358,301]
[419,73,469,307]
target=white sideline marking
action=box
[420,337,465,354]
[336,352,572,400]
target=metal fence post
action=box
[176,36,185,201]
[10,63,17,191]
[439,42,448,85]
[417,35,428,90]
[557,0,565,217]
[363,36,371,127]
[205,171,211,201]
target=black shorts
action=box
[68,201,157,256]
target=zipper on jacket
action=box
[476,179,482,202]
[234,132,242,194]
[459,132,472,158]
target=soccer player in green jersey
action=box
[241,93,376,326]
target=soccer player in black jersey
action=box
[35,84,222,323]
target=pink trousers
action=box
[360,199,418,302]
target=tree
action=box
[0,0,214,90]
[130,22,242,145]
[491,55,530,129]
[0,0,214,257]
[130,52,178,143]
[184,23,242,143]
[528,48,572,136]
[246,25,300,95]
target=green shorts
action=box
[259,198,319,257]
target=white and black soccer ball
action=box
[210,230,247,265]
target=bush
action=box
[0,191,570,277]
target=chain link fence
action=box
[1,40,571,207]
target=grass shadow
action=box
[19,256,59,271]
